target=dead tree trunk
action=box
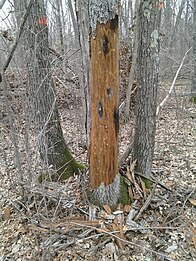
[133,0,161,177]
[89,1,120,206]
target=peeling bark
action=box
[89,0,119,206]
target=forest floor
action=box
[0,79,196,261]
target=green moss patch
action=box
[38,146,85,182]
[119,175,130,205]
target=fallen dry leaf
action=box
[126,165,133,182]
[124,204,131,213]
[130,159,137,172]
[110,223,126,250]
[128,187,134,202]
[189,199,196,207]
[4,207,11,221]
[192,228,196,249]
[165,180,174,188]
[103,204,112,214]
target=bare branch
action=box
[119,142,133,167]
[156,47,192,116]
[3,0,34,72]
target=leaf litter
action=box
[0,69,196,260]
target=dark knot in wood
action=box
[97,100,103,118]
[113,107,119,135]
[107,87,113,98]
[103,34,109,54]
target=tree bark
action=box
[75,0,91,149]
[25,0,83,180]
[89,0,120,206]
[133,0,161,177]
[125,0,140,116]
[54,0,64,54]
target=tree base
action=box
[119,175,130,205]
[38,147,85,182]
[191,96,196,103]
[87,174,130,208]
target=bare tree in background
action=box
[53,0,64,54]
[169,0,186,48]
[192,0,196,100]
[133,0,161,177]
[125,0,140,117]
[163,0,173,47]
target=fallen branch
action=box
[134,171,172,192]
[119,142,133,167]
[135,184,157,221]
[119,85,137,114]
[156,47,192,116]
[20,181,76,208]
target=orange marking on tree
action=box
[154,1,165,9]
[37,16,47,26]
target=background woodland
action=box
[0,0,195,260]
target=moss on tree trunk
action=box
[119,175,130,205]
[56,145,85,180]
[38,141,84,182]
[191,96,196,103]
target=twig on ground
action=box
[134,171,172,192]
[55,240,75,251]
[162,203,178,226]
[20,181,75,209]
[134,183,157,221]
[182,188,195,209]
[88,238,111,254]
[68,222,173,260]
[126,200,139,224]
[77,228,95,238]
[28,217,183,259]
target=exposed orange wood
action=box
[90,16,119,188]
